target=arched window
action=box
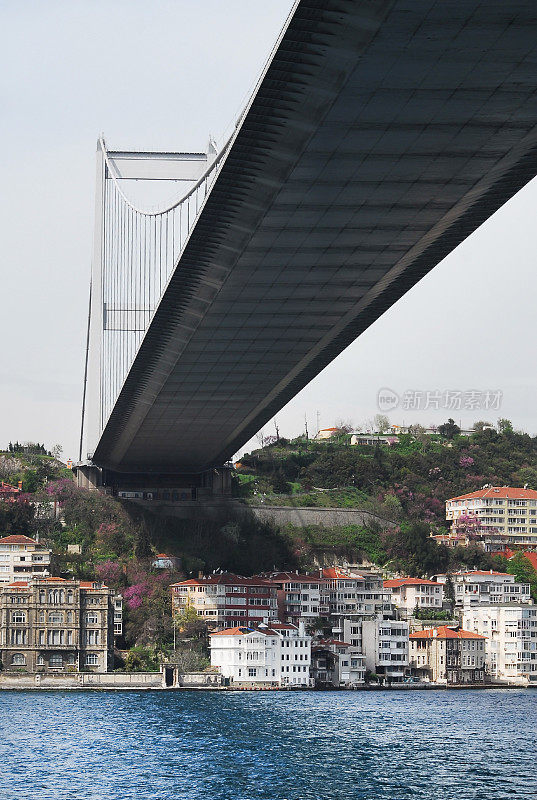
[67,591,73,604]
[59,590,65,603]
[11,653,26,666]
[39,591,46,603]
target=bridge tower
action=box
[78,137,230,496]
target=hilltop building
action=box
[0,535,51,585]
[171,573,278,629]
[409,626,486,685]
[446,486,537,547]
[0,577,120,673]
[209,621,311,687]
[0,481,22,502]
[462,604,537,685]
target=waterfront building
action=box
[0,534,51,584]
[171,573,278,629]
[359,618,409,682]
[209,621,311,686]
[383,577,443,617]
[462,604,537,684]
[310,639,365,687]
[436,570,531,608]
[257,571,326,624]
[0,577,119,672]
[446,486,537,547]
[409,626,486,685]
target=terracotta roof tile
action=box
[410,626,485,640]
[448,487,537,502]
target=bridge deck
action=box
[94,0,537,473]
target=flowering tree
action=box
[459,455,475,468]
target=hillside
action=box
[2,425,537,653]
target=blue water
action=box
[0,689,535,799]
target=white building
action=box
[210,621,311,686]
[0,535,51,584]
[314,567,392,622]
[384,578,443,616]
[360,618,409,682]
[257,572,326,624]
[436,570,531,608]
[462,604,537,685]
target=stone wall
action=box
[247,505,395,529]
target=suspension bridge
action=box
[77,0,537,498]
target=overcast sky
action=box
[2,0,537,462]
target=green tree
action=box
[438,418,461,439]
[507,553,537,602]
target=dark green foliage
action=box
[507,552,537,602]
[0,501,35,535]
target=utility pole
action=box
[304,413,309,440]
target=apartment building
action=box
[258,571,325,624]
[310,639,365,687]
[171,573,278,629]
[446,486,537,546]
[360,618,409,682]
[409,626,486,685]
[210,621,311,686]
[0,535,51,584]
[313,567,392,621]
[462,604,537,684]
[0,577,118,672]
[384,578,443,617]
[436,570,531,608]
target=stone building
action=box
[409,626,486,685]
[0,577,119,672]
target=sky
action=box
[2,0,537,463]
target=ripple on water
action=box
[0,689,535,800]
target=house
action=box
[0,577,119,672]
[310,639,365,687]
[409,626,486,685]
[152,553,180,570]
[210,621,312,686]
[257,571,326,624]
[383,577,443,617]
[312,567,392,622]
[171,573,278,629]
[360,617,409,683]
[462,604,537,685]
[446,486,537,547]
[0,535,51,584]
[315,427,341,440]
[435,570,531,608]
[350,434,398,446]
[0,481,22,502]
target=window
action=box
[11,653,26,666]
[49,612,64,625]
[37,655,45,666]
[86,612,98,624]
[248,668,257,677]
[49,654,63,668]
[12,611,26,623]
[85,654,98,666]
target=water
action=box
[1,689,535,800]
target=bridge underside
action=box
[94,0,537,474]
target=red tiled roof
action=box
[210,623,297,637]
[170,573,273,588]
[0,534,37,545]
[453,570,512,577]
[80,581,108,590]
[448,487,537,502]
[258,571,323,584]
[384,578,438,588]
[317,639,352,647]
[410,626,485,640]
[522,552,537,572]
[312,567,363,580]
[0,482,19,493]
[6,581,29,588]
